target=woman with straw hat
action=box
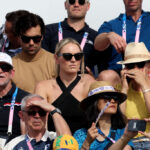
[74,81,136,150]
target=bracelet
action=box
[143,88,150,93]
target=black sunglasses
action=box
[125,61,146,70]
[0,64,12,72]
[58,53,83,61]
[21,35,42,43]
[101,95,119,102]
[68,0,87,5]
[23,109,46,117]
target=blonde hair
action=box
[55,38,84,76]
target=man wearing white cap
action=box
[0,52,29,149]
[118,42,150,149]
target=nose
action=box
[70,56,76,62]
[29,39,34,45]
[34,112,40,118]
[74,0,80,6]
[110,99,115,103]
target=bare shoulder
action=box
[80,74,96,84]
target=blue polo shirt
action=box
[98,11,150,72]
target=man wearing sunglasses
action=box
[95,0,150,74]
[0,52,29,149]
[118,42,150,149]
[42,0,102,74]
[4,94,71,150]
[12,12,56,93]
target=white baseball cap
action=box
[0,52,13,67]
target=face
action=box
[21,25,42,55]
[97,95,118,115]
[65,0,90,20]
[125,61,147,70]
[5,21,21,46]
[0,63,13,87]
[56,43,83,74]
[123,0,143,13]
[21,97,47,132]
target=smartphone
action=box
[128,120,146,132]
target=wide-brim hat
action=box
[117,42,150,65]
[0,52,13,68]
[80,81,127,110]
[53,134,79,150]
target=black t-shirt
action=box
[0,83,29,142]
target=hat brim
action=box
[0,61,13,68]
[80,91,127,111]
[117,58,150,65]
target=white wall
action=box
[1,0,150,31]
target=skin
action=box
[21,25,42,55]
[35,42,95,103]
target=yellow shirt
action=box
[12,48,56,93]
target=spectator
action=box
[42,0,102,74]
[0,10,29,57]
[74,81,135,149]
[4,94,71,150]
[94,0,150,73]
[0,52,29,149]
[35,38,95,134]
[12,12,56,93]
[119,42,150,149]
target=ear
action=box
[64,1,68,10]
[18,111,25,122]
[10,69,15,78]
[86,2,90,11]
[54,54,59,65]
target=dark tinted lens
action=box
[137,62,146,68]
[63,53,73,61]
[102,95,119,101]
[0,64,12,72]
[69,0,75,4]
[27,110,46,117]
[79,0,85,5]
[74,53,83,60]
[125,63,135,69]
[21,35,42,43]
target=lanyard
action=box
[98,129,116,144]
[122,14,142,42]
[7,87,18,135]
[26,135,34,150]
[58,22,88,50]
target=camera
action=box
[128,120,146,132]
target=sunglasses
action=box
[58,53,83,61]
[23,109,46,117]
[68,0,87,5]
[101,95,119,102]
[0,64,12,72]
[21,35,42,43]
[125,61,146,70]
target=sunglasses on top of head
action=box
[0,64,12,72]
[68,0,87,5]
[101,95,119,102]
[58,52,83,61]
[23,109,47,117]
[21,35,42,43]
[125,61,146,70]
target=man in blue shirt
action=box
[94,0,150,73]
[4,94,71,150]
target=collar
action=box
[18,48,45,62]
[118,10,148,20]
[61,18,89,32]
[26,130,56,142]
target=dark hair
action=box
[5,10,30,35]
[15,12,45,36]
[84,98,126,129]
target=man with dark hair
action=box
[42,0,102,74]
[0,52,29,149]
[12,12,56,93]
[0,10,29,57]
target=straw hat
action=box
[53,134,79,150]
[80,81,127,110]
[117,42,150,65]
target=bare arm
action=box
[94,32,127,53]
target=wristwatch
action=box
[50,108,62,116]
